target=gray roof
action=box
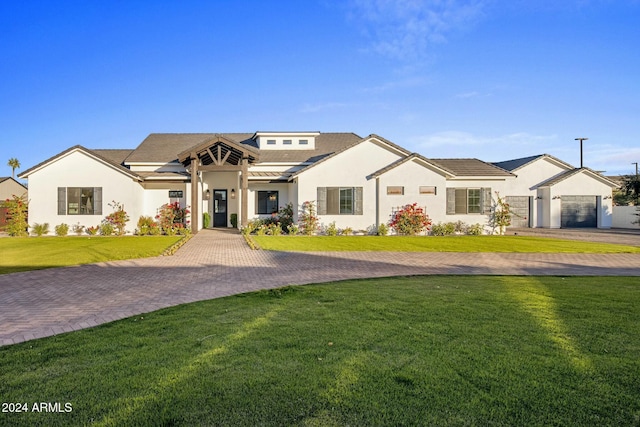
[19,145,140,179]
[428,159,515,177]
[369,153,456,178]
[126,132,362,164]
[492,154,574,172]
[92,149,135,166]
[538,168,619,188]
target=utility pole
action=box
[633,162,638,177]
[575,138,588,168]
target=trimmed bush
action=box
[55,223,69,236]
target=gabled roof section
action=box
[369,153,456,179]
[124,132,362,165]
[18,145,140,180]
[290,134,410,179]
[428,158,515,177]
[493,154,574,172]
[537,168,619,188]
[126,133,255,164]
[177,134,260,166]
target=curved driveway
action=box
[1,229,639,346]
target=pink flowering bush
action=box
[156,202,190,235]
[389,203,432,235]
[104,201,130,236]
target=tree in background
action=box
[614,174,640,206]
[7,158,20,178]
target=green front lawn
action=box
[1,276,639,426]
[0,236,183,275]
[252,235,640,253]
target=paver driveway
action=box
[1,229,639,346]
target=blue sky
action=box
[2,0,639,178]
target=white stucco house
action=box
[18,131,618,233]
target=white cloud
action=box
[348,0,487,60]
[300,102,350,113]
[413,130,557,149]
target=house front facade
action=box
[19,131,617,234]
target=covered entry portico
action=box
[178,135,259,233]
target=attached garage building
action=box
[536,168,617,229]
[494,154,617,229]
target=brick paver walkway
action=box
[1,229,639,346]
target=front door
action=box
[213,190,227,227]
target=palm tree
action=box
[7,158,20,178]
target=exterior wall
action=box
[500,159,570,228]
[247,182,291,222]
[202,171,240,228]
[0,179,27,200]
[141,182,188,221]
[25,151,144,233]
[296,139,405,230]
[444,178,510,232]
[376,160,447,227]
[612,205,639,229]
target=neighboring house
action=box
[0,176,28,200]
[18,132,617,233]
[0,177,28,230]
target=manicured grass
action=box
[0,236,183,275]
[252,235,640,253]
[1,276,639,426]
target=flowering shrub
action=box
[2,195,28,236]
[104,201,130,236]
[389,203,432,235]
[491,192,511,235]
[156,202,190,235]
[299,201,319,235]
[137,215,161,235]
[86,225,100,236]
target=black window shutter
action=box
[354,187,363,215]
[482,188,492,215]
[58,187,66,215]
[446,188,456,214]
[94,187,102,215]
[317,187,327,215]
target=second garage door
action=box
[505,196,530,228]
[561,196,597,228]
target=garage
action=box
[561,196,597,228]
[505,196,530,228]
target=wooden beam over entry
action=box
[241,157,248,226]
[190,153,199,233]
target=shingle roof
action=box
[492,154,574,172]
[125,132,362,164]
[369,153,456,178]
[19,145,140,179]
[92,149,135,166]
[538,168,619,188]
[428,159,515,177]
